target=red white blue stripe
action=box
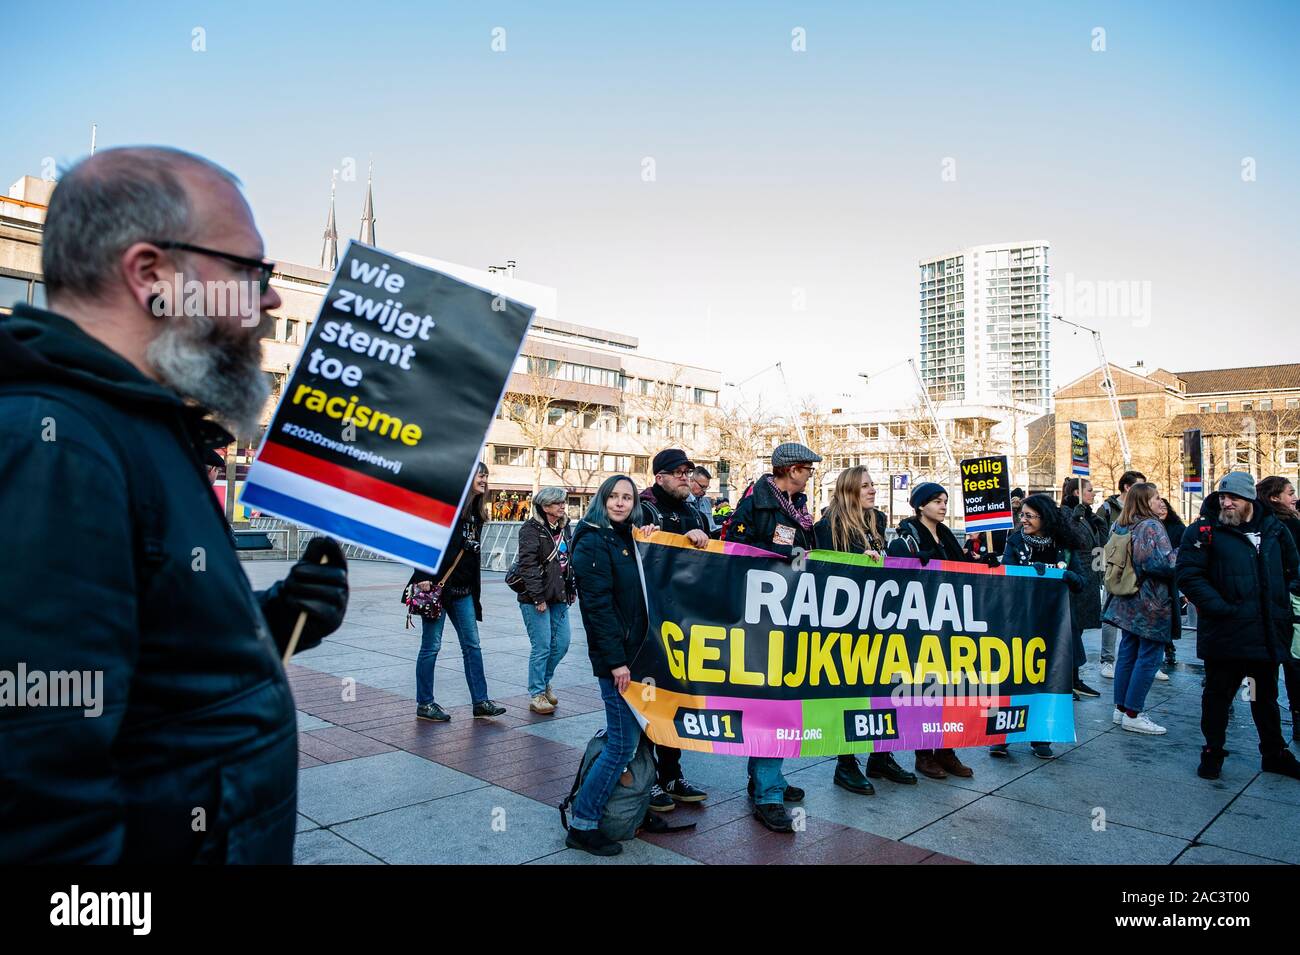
[964,509,1013,532]
[241,442,455,571]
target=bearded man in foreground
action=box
[0,147,349,863]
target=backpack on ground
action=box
[558,729,657,842]
[1103,527,1138,596]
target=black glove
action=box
[1031,561,1047,576]
[1063,570,1084,593]
[259,537,349,656]
[983,554,1002,568]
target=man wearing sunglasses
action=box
[0,146,349,864]
[635,448,712,811]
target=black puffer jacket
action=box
[1176,494,1300,662]
[514,517,574,605]
[725,475,815,558]
[571,519,649,678]
[886,516,966,562]
[0,305,318,863]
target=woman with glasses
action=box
[515,486,576,714]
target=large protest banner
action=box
[243,241,534,572]
[626,534,1075,757]
[959,454,1013,533]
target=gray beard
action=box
[1219,509,1245,527]
[148,311,269,435]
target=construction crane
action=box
[1054,315,1132,470]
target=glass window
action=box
[1119,400,1137,419]
[492,445,531,467]
[0,273,30,308]
[1260,399,1273,411]
[31,281,46,308]
[1215,402,1228,413]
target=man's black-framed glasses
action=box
[153,241,276,293]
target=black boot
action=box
[833,755,875,795]
[1197,746,1226,780]
[866,752,918,784]
[1261,748,1300,780]
[752,801,796,832]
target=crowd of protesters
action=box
[4,144,1297,863]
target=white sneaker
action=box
[1154,670,1169,682]
[1112,708,1124,724]
[1100,663,1115,679]
[1121,712,1167,735]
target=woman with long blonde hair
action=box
[814,465,887,558]
[812,467,918,791]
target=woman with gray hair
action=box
[514,487,576,713]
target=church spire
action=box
[359,160,376,246]
[320,170,339,271]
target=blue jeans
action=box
[416,595,489,705]
[520,600,571,697]
[571,677,642,831]
[1112,629,1164,713]
[748,757,787,806]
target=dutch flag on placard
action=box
[242,442,456,571]
[964,509,1013,533]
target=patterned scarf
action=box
[1023,531,1054,550]
[765,475,814,531]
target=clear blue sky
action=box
[7,1,1298,408]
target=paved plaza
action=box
[242,559,1299,866]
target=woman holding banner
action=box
[994,494,1089,757]
[565,474,651,856]
[409,462,508,722]
[814,466,918,792]
[885,482,976,781]
[727,443,820,832]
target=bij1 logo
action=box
[984,705,1030,735]
[844,708,900,743]
[673,707,745,743]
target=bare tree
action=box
[702,394,786,498]
[500,363,596,496]
[621,366,693,465]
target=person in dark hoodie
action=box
[814,466,919,791]
[1176,472,1300,782]
[886,482,976,779]
[726,443,820,832]
[407,462,507,722]
[0,147,349,863]
[993,493,1089,757]
[635,448,710,810]
[564,474,652,856]
[1258,476,1300,742]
